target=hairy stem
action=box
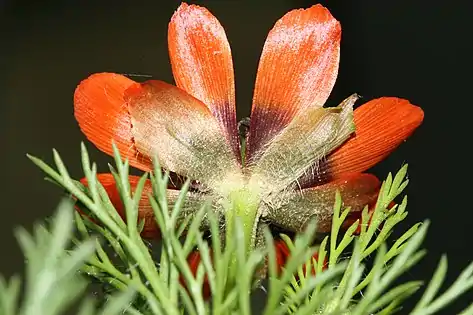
[225,188,260,265]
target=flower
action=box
[74,2,423,293]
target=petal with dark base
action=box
[247,4,341,161]
[80,174,207,239]
[125,80,241,189]
[169,3,239,159]
[266,173,380,233]
[298,97,424,187]
[74,73,152,172]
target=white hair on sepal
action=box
[249,112,335,196]
[297,157,324,188]
[248,94,358,201]
[297,93,357,182]
[244,121,287,170]
[290,94,358,189]
[162,121,243,193]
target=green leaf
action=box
[24,148,473,315]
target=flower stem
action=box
[225,188,260,268]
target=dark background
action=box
[1,0,472,313]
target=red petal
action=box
[181,250,211,299]
[274,240,327,276]
[74,73,152,172]
[275,238,290,270]
[182,239,329,297]
[168,3,239,158]
[331,97,424,178]
[125,80,240,186]
[298,97,424,187]
[247,4,341,161]
[79,174,207,239]
[79,174,160,238]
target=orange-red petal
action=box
[168,3,239,159]
[125,80,240,187]
[274,240,327,276]
[80,173,159,239]
[74,73,152,172]
[329,97,423,178]
[247,4,341,161]
[181,250,212,299]
[79,173,207,239]
[299,97,424,186]
[183,240,327,300]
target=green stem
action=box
[225,188,260,267]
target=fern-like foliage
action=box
[1,143,470,314]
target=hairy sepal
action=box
[249,94,357,196]
[126,80,241,189]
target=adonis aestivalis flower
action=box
[74,3,424,292]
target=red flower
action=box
[74,3,423,298]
